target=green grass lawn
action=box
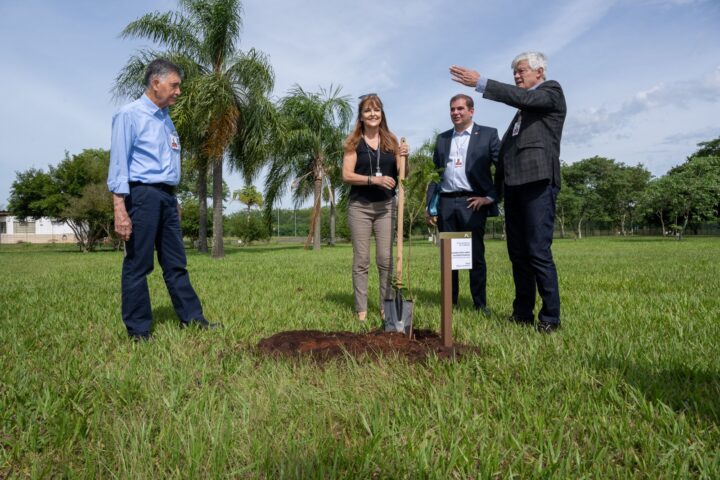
[1,237,719,478]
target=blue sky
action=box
[1,0,718,211]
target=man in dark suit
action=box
[449,51,566,332]
[426,94,500,315]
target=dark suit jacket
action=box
[483,79,566,197]
[426,123,500,217]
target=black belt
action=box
[440,191,476,198]
[129,181,176,195]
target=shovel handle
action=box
[396,137,407,286]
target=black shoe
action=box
[475,305,492,317]
[129,333,152,342]
[181,319,224,330]
[536,321,561,333]
[507,315,533,326]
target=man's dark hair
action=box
[450,94,474,108]
[143,59,182,87]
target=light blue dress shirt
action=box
[107,94,181,195]
[441,126,473,193]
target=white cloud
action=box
[2,0,720,205]
[564,66,720,144]
[630,0,709,6]
[661,127,719,144]
[243,0,447,99]
[530,0,619,56]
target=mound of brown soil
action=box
[257,329,480,362]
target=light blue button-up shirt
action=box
[107,94,181,195]
[441,125,473,193]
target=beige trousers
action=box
[347,198,395,312]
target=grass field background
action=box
[1,237,719,478]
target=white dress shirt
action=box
[440,125,473,193]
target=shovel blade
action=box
[383,297,414,336]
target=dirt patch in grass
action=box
[257,329,480,363]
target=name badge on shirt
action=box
[169,135,180,150]
[512,119,521,137]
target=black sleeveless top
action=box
[349,138,398,203]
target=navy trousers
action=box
[122,184,205,336]
[504,181,560,324]
[438,196,489,308]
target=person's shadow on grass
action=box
[324,287,480,312]
[324,292,354,311]
[594,358,720,424]
[151,305,178,328]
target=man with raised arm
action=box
[450,51,566,332]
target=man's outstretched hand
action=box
[450,65,481,87]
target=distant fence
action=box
[556,222,720,238]
[0,233,78,244]
[482,219,720,240]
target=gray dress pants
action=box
[347,198,395,312]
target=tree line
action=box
[556,138,719,239]
[7,136,718,251]
[6,0,720,252]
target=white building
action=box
[0,211,77,244]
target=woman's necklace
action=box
[363,135,381,177]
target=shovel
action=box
[384,137,414,337]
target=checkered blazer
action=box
[483,79,566,196]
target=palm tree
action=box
[113,0,275,258]
[265,85,351,250]
[320,140,350,247]
[404,135,439,237]
[233,184,263,222]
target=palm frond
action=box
[112,49,160,100]
[121,11,202,58]
[263,156,297,219]
[226,48,275,98]
[227,95,279,182]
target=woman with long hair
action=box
[342,94,409,322]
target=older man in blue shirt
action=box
[108,58,219,341]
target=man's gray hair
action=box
[511,51,547,78]
[143,58,182,87]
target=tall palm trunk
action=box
[304,160,324,251]
[326,179,336,246]
[197,160,209,253]
[313,174,322,250]
[329,200,336,246]
[303,174,323,250]
[212,159,224,258]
